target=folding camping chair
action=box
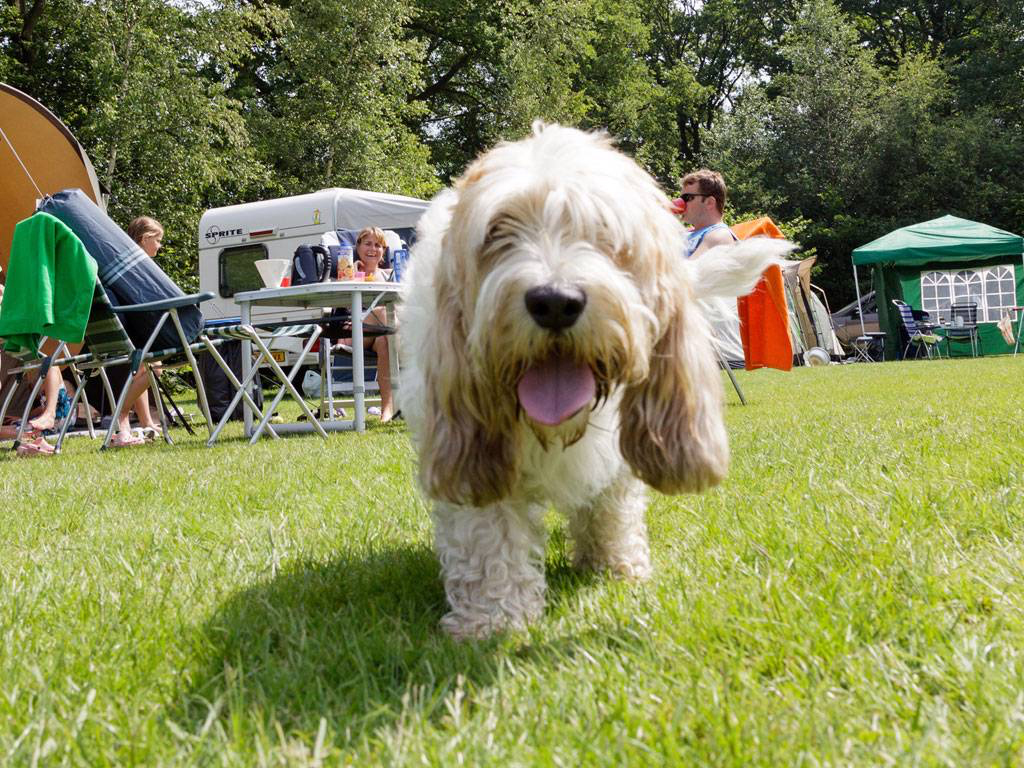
[50,282,217,451]
[715,347,747,405]
[0,337,97,449]
[892,300,942,359]
[943,302,980,358]
[318,309,396,416]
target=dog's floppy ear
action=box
[416,246,521,507]
[618,278,729,494]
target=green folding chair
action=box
[52,282,218,451]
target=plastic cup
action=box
[255,259,291,288]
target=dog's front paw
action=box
[440,576,546,640]
[574,550,652,581]
[569,471,653,581]
[439,608,527,640]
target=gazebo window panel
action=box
[920,271,951,321]
[952,270,984,306]
[984,265,1017,321]
[919,265,1017,323]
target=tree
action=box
[837,0,1024,121]
[640,0,797,168]
[229,0,439,200]
[837,0,998,65]
[0,0,49,71]
[403,0,711,186]
[404,0,600,180]
[2,0,270,288]
[575,0,695,186]
[705,0,1024,304]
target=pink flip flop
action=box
[109,432,146,448]
[15,437,56,457]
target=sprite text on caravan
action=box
[205,225,243,245]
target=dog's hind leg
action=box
[433,500,548,639]
[568,470,652,580]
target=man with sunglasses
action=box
[674,169,737,260]
[674,169,745,367]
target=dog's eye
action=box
[610,243,632,268]
[484,218,507,246]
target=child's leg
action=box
[131,364,162,429]
[116,367,155,439]
[28,366,63,431]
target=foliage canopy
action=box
[1,0,1020,299]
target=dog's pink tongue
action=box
[517,358,596,426]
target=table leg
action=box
[318,331,327,418]
[323,309,335,418]
[240,300,253,438]
[352,291,365,432]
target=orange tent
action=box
[0,83,103,275]
[732,217,793,371]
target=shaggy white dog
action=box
[399,123,793,638]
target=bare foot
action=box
[29,414,55,432]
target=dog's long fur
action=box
[399,124,793,638]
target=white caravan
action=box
[197,188,429,326]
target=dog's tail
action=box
[688,237,797,301]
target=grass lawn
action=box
[2,356,1023,765]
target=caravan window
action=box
[920,265,1017,323]
[219,244,268,298]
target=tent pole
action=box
[0,124,44,199]
[1018,251,1024,355]
[853,260,866,336]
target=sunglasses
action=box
[679,192,712,203]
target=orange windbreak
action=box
[732,217,792,371]
[731,217,785,240]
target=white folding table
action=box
[233,281,402,437]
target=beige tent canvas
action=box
[0,82,102,274]
[781,256,844,358]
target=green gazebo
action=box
[851,215,1024,359]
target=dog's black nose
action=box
[524,285,587,330]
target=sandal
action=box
[15,437,55,457]
[135,426,161,442]
[109,432,146,448]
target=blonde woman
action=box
[124,216,165,438]
[126,216,164,259]
[346,226,395,421]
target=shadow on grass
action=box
[176,542,604,744]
